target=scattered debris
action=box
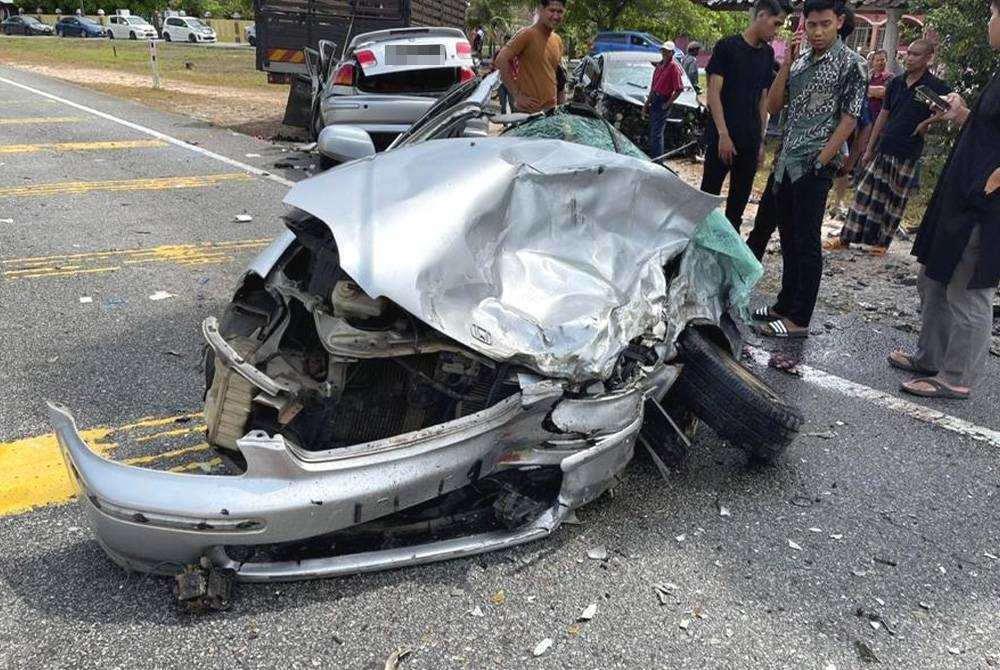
[948,647,961,656]
[851,569,867,577]
[532,638,553,657]
[788,540,803,551]
[718,505,732,517]
[767,352,802,376]
[825,664,837,670]
[806,430,838,439]
[678,618,691,630]
[869,620,881,631]
[490,590,506,606]
[234,214,254,223]
[566,625,581,636]
[165,350,183,357]
[383,648,412,670]
[586,547,608,561]
[173,557,234,612]
[653,582,677,605]
[149,290,176,301]
[675,534,687,543]
[0,218,13,224]
[578,603,597,621]
[834,420,846,427]
[79,296,93,304]
[830,534,844,540]
[809,527,823,533]
[918,601,933,610]
[245,153,262,158]
[985,552,999,560]
[854,640,880,664]
[104,297,128,308]
[873,556,898,567]
[469,606,484,617]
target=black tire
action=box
[248,36,256,47]
[188,32,196,43]
[674,328,802,460]
[129,31,136,40]
[163,31,171,42]
[107,30,114,39]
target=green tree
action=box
[914,0,1000,96]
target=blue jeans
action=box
[647,93,669,158]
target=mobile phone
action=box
[915,85,950,112]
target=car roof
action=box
[600,51,659,64]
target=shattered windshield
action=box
[605,62,654,91]
[503,109,649,161]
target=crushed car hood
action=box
[285,137,721,381]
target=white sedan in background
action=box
[106,14,157,40]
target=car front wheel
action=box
[188,32,196,42]
[129,31,136,39]
[673,328,802,461]
[107,31,114,39]
[163,31,171,41]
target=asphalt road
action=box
[1,65,999,670]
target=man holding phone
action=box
[888,0,1000,400]
[826,39,950,255]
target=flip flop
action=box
[887,351,937,375]
[756,320,809,339]
[900,377,970,400]
[751,307,782,322]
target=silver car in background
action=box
[309,26,476,148]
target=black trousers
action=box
[772,169,835,327]
[746,172,777,261]
[700,142,760,230]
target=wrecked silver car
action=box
[48,74,802,587]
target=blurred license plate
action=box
[386,44,445,66]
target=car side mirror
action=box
[317,125,376,163]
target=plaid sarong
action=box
[839,153,919,248]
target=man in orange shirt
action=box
[495,0,566,113]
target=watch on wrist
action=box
[813,159,825,173]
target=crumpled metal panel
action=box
[284,137,721,381]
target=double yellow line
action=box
[2,238,270,281]
[0,414,217,517]
[0,172,254,198]
[0,140,167,154]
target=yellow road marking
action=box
[2,239,269,281]
[0,140,168,154]
[0,172,253,198]
[0,413,212,516]
[0,116,83,125]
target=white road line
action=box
[747,347,1000,449]
[0,75,296,189]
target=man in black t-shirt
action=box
[828,39,951,254]
[700,0,790,230]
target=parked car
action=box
[307,26,476,145]
[245,23,255,46]
[590,30,683,59]
[49,73,801,594]
[573,50,705,158]
[54,16,106,38]
[106,14,157,40]
[1,15,54,35]
[161,16,216,43]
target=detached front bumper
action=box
[47,372,661,581]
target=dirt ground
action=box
[11,63,309,141]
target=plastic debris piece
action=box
[809,527,822,533]
[245,153,262,158]
[470,606,485,617]
[532,639,553,657]
[587,546,608,561]
[490,590,506,605]
[579,603,597,621]
[719,506,731,517]
[874,597,885,606]
[834,420,846,426]
[675,534,687,543]
[0,218,13,224]
[806,430,837,439]
[825,664,837,670]
[165,350,183,357]
[767,352,802,376]
[79,296,93,304]
[830,534,844,540]
[985,552,999,560]
[919,601,933,610]
[788,540,803,551]
[869,620,881,631]
[104,297,128,308]
[938,566,947,574]
[851,569,867,577]
[234,214,253,223]
[678,619,691,630]
[566,625,581,636]
[948,647,961,656]
[691,607,707,619]
[384,649,411,670]
[653,582,677,605]
[149,290,176,301]
[854,640,879,664]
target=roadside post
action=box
[149,39,161,89]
